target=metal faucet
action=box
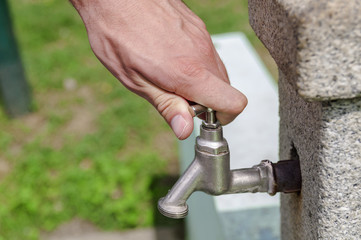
[158,105,301,219]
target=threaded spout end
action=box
[158,197,188,219]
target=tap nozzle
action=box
[158,104,301,219]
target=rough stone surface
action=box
[249,0,361,101]
[249,0,361,239]
[278,71,361,239]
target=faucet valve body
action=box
[158,107,301,219]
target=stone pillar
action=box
[248,1,361,239]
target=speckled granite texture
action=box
[249,0,361,239]
[278,72,361,240]
[249,0,361,101]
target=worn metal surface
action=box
[158,107,301,219]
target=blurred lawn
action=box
[0,0,276,239]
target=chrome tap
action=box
[158,105,301,219]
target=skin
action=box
[70,0,247,140]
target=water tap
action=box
[158,105,301,219]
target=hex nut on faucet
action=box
[158,107,301,219]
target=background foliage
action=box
[0,0,275,239]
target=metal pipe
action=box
[227,168,265,194]
[158,107,301,219]
[158,160,202,218]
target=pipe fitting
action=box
[158,108,302,219]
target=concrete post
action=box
[248,0,361,239]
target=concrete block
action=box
[249,0,361,101]
[249,1,361,239]
[278,71,361,240]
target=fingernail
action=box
[171,115,188,139]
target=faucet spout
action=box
[157,107,301,219]
[158,160,202,218]
[158,120,230,219]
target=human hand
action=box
[70,0,247,140]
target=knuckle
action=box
[170,58,210,98]
[196,39,214,58]
[175,58,207,79]
[230,94,248,115]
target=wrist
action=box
[70,0,141,28]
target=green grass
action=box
[0,0,276,239]
[185,0,254,37]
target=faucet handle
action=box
[191,104,207,116]
[204,108,218,128]
[190,104,219,129]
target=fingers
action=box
[154,92,194,140]
[200,80,248,125]
[129,73,194,140]
[171,60,248,125]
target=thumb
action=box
[175,71,247,125]
[152,92,194,140]
[130,74,194,140]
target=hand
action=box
[70,0,247,139]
